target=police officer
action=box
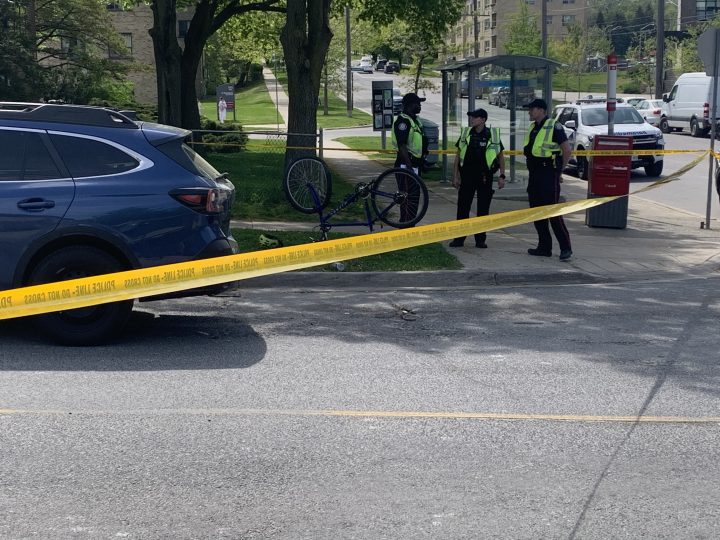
[392,92,428,175]
[449,108,505,248]
[391,92,428,224]
[523,98,573,261]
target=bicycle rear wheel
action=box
[370,168,429,228]
[283,157,332,214]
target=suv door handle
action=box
[17,198,56,211]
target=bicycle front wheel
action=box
[370,168,429,228]
[283,157,332,214]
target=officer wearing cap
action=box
[449,108,505,248]
[523,98,573,261]
[391,92,428,174]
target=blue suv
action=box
[0,103,238,345]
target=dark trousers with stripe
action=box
[527,166,572,253]
[454,171,494,244]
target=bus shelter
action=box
[440,55,561,183]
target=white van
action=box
[661,72,720,137]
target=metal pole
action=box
[677,0,682,31]
[345,6,352,118]
[705,38,719,229]
[655,0,665,99]
[319,128,324,160]
[541,0,548,58]
[442,71,449,183]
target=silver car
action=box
[636,99,666,127]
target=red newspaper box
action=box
[586,135,632,228]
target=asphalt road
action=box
[2,275,719,538]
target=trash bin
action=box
[586,135,631,229]
[419,117,439,165]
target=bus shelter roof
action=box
[440,55,562,73]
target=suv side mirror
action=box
[564,120,576,129]
[662,93,669,103]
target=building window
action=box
[178,20,191,38]
[484,40,490,53]
[563,0,575,3]
[106,3,123,10]
[484,19,490,30]
[491,35,496,49]
[491,13,496,28]
[562,15,576,26]
[526,0,535,4]
[546,16,552,25]
[109,33,132,59]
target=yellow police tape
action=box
[0,151,708,321]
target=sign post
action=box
[698,28,720,229]
[606,53,617,136]
[371,80,394,149]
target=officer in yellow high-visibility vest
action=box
[523,98,573,261]
[391,92,428,225]
[392,92,428,175]
[449,108,506,248]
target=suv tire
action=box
[576,155,589,180]
[644,161,663,177]
[29,246,133,346]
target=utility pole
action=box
[655,0,665,98]
[345,6,352,117]
[541,0,547,58]
[473,0,479,58]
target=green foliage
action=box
[503,1,541,56]
[199,132,248,154]
[0,0,129,103]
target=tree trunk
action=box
[280,0,333,168]
[178,0,215,130]
[150,0,183,126]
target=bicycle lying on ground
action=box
[283,156,429,240]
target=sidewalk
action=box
[244,68,720,287]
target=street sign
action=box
[371,80,394,132]
[698,28,720,76]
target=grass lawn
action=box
[206,149,368,222]
[200,80,279,126]
[273,70,373,129]
[232,228,461,272]
[334,135,446,183]
[552,71,634,93]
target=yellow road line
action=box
[1,407,718,424]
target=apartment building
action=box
[108,3,203,105]
[447,0,589,60]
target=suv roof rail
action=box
[0,102,139,129]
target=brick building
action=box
[447,0,589,60]
[108,3,204,105]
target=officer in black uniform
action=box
[392,92,428,174]
[523,98,573,261]
[449,108,506,248]
[391,92,428,224]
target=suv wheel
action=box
[644,161,663,177]
[28,246,133,345]
[576,155,589,180]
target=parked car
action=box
[553,100,664,179]
[359,60,373,74]
[488,87,506,106]
[392,88,403,114]
[496,87,511,108]
[375,59,388,71]
[460,75,484,99]
[635,98,666,126]
[384,61,400,74]
[0,102,238,345]
[623,96,646,108]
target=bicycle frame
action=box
[307,181,383,240]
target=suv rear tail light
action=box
[170,188,228,214]
[652,109,662,114]
[704,102,710,119]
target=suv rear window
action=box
[50,134,139,177]
[155,138,221,181]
